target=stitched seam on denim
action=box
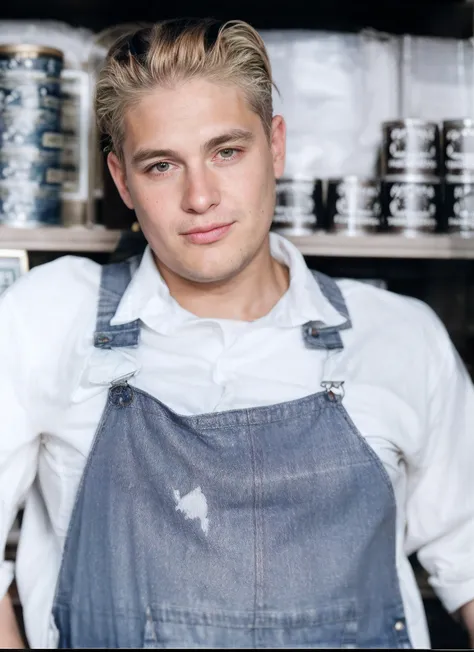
[95,327,140,335]
[133,386,331,428]
[52,398,115,604]
[54,603,356,624]
[254,420,264,615]
[336,404,396,496]
[246,410,258,646]
[337,402,409,638]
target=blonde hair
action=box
[95,18,277,158]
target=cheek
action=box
[127,178,170,218]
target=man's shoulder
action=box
[335,276,447,350]
[1,254,103,332]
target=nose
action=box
[181,164,221,214]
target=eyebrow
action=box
[131,128,255,166]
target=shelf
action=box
[0,226,121,253]
[286,232,474,259]
[2,226,474,259]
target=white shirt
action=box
[0,233,473,649]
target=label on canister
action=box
[272,178,324,234]
[381,177,441,233]
[0,158,63,185]
[443,120,474,176]
[382,120,440,177]
[326,177,381,234]
[444,177,474,234]
[42,132,63,149]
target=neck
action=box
[153,238,290,321]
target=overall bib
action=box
[52,257,412,649]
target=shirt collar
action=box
[110,232,345,333]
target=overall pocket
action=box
[143,600,358,649]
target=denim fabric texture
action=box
[52,258,411,649]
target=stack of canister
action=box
[380,119,442,236]
[442,119,474,237]
[0,44,64,227]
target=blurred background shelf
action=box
[288,232,474,259]
[2,226,474,258]
[0,226,121,253]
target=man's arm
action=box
[0,594,24,649]
[404,307,474,633]
[0,287,42,647]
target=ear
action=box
[270,115,286,179]
[107,152,134,210]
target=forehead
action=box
[122,78,262,153]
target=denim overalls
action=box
[52,256,412,648]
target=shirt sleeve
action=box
[0,286,41,600]
[404,309,474,614]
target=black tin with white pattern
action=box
[326,177,381,234]
[382,119,440,177]
[272,178,324,235]
[443,174,474,236]
[381,175,442,235]
[442,119,474,177]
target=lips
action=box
[182,222,234,245]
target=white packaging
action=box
[400,35,474,121]
[261,29,400,180]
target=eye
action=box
[153,161,171,173]
[219,148,236,159]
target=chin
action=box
[182,266,240,284]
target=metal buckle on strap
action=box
[321,380,345,400]
[110,371,136,387]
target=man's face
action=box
[108,78,286,284]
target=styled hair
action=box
[95,17,277,158]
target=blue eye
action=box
[219,148,236,159]
[154,162,170,172]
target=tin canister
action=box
[442,119,474,177]
[0,45,63,113]
[326,177,381,235]
[382,119,440,177]
[0,182,61,226]
[443,174,474,236]
[381,175,441,235]
[272,178,324,235]
[0,45,64,225]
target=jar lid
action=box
[382,118,438,129]
[443,118,474,129]
[0,44,63,60]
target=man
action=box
[0,18,473,649]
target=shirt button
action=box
[394,620,405,631]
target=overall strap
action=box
[302,270,352,351]
[93,255,141,349]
